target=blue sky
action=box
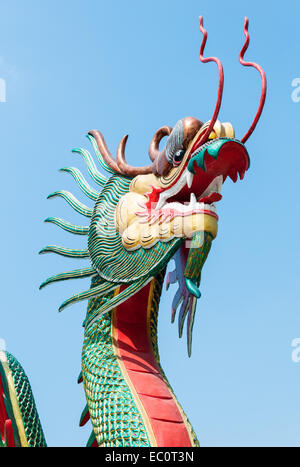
[0,0,299,447]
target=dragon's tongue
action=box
[198,192,222,204]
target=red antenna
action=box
[192,16,224,153]
[239,17,267,143]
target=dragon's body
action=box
[0,17,266,447]
[82,271,199,447]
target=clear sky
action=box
[0,0,299,447]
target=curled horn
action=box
[116,135,153,176]
[192,16,224,153]
[88,130,121,173]
[148,126,173,162]
[239,17,267,144]
[89,129,154,177]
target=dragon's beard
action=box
[115,175,218,251]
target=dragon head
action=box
[41,18,266,355]
[84,18,266,352]
[114,117,247,250]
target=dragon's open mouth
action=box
[115,137,249,251]
[143,137,249,224]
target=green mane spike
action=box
[39,266,96,290]
[58,280,118,312]
[44,217,89,235]
[59,167,99,201]
[47,191,93,217]
[39,245,89,258]
[72,147,107,187]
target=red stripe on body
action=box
[0,370,15,446]
[114,282,192,447]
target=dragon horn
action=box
[116,134,153,176]
[148,126,173,162]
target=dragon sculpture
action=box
[0,17,266,447]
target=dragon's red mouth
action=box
[141,139,249,223]
[137,177,221,224]
[198,192,222,204]
[171,140,248,201]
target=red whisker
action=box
[239,17,267,144]
[192,16,224,153]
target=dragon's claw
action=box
[184,277,201,298]
[166,270,177,289]
[171,288,183,315]
[178,295,190,338]
[167,245,204,354]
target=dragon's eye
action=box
[172,149,185,166]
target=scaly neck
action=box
[81,271,199,447]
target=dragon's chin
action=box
[115,184,218,251]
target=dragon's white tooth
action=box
[190,193,197,209]
[186,171,194,188]
[217,175,223,193]
[155,197,165,210]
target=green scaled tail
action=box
[0,351,46,447]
